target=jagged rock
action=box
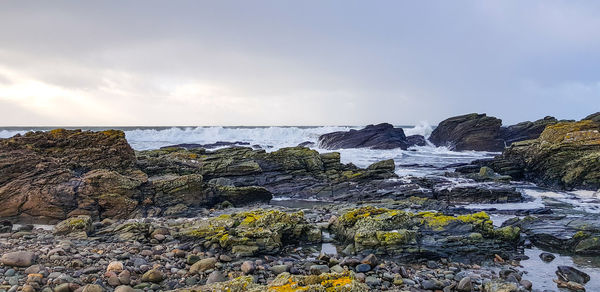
[406,135,427,147]
[430,113,560,152]
[502,214,600,255]
[318,123,409,150]
[556,266,590,284]
[429,113,504,151]
[177,209,321,256]
[583,112,600,123]
[499,116,558,145]
[331,206,520,261]
[54,215,92,236]
[0,129,143,221]
[136,146,397,201]
[488,120,600,190]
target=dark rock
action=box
[318,123,409,150]
[406,135,427,147]
[429,113,504,151]
[556,266,590,284]
[499,116,558,146]
[457,277,472,292]
[583,112,600,123]
[297,141,315,148]
[539,252,555,262]
[0,220,12,233]
[355,264,371,273]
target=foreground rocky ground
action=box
[0,203,548,292]
[1,113,599,291]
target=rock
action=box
[556,266,590,284]
[318,123,410,150]
[429,113,505,151]
[106,261,124,273]
[483,280,518,292]
[21,285,35,292]
[519,279,532,290]
[583,112,600,123]
[406,135,428,147]
[206,271,226,284]
[0,129,143,220]
[117,270,131,285]
[189,258,216,274]
[141,269,164,283]
[331,207,520,260]
[269,265,289,275]
[54,283,71,292]
[355,264,371,273]
[0,221,12,233]
[107,275,121,287]
[499,116,558,146]
[241,261,255,274]
[360,254,378,267]
[539,252,555,262]
[457,277,472,291]
[54,215,93,236]
[114,286,136,292]
[81,284,103,292]
[486,120,600,190]
[0,251,36,267]
[178,210,321,256]
[422,279,443,290]
[365,276,381,286]
[309,265,330,275]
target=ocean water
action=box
[0,124,493,177]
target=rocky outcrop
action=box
[136,146,398,202]
[331,206,520,261]
[0,130,274,222]
[502,214,600,255]
[583,112,600,123]
[176,209,321,256]
[0,129,144,221]
[429,113,560,152]
[318,123,410,150]
[429,113,505,151]
[498,116,558,145]
[485,120,600,190]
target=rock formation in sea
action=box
[429,113,560,152]
[318,123,418,150]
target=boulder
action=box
[429,113,504,151]
[556,266,590,284]
[318,123,409,150]
[488,120,600,190]
[406,135,427,147]
[54,215,93,236]
[331,206,520,261]
[177,209,321,256]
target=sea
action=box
[1,124,599,290]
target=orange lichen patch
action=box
[321,276,353,289]
[100,129,125,139]
[268,278,308,292]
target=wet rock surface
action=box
[318,123,411,150]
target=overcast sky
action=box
[0,1,598,126]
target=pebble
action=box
[189,258,216,274]
[241,261,255,274]
[309,265,330,275]
[0,251,36,267]
[206,271,226,284]
[355,263,371,273]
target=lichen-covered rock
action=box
[0,129,143,221]
[502,214,600,255]
[54,215,92,236]
[488,120,600,190]
[136,146,397,201]
[174,272,368,292]
[176,209,321,256]
[331,206,520,261]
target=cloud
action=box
[0,1,598,126]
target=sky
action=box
[0,1,599,126]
